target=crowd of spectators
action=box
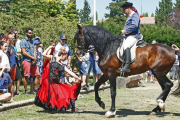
[0,27,103,105]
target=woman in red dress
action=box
[34,46,83,112]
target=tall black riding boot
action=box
[120,48,131,72]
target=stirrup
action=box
[120,67,130,72]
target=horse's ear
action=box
[77,24,82,30]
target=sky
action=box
[63,0,176,20]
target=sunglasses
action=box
[28,32,33,34]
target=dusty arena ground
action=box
[1,80,180,120]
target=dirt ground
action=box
[1,80,180,120]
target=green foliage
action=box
[174,0,180,8]
[142,12,148,17]
[105,0,127,24]
[151,13,155,17]
[168,8,180,30]
[141,25,180,46]
[79,0,91,23]
[155,0,173,25]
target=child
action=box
[64,72,79,85]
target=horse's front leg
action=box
[105,75,117,118]
[95,74,108,109]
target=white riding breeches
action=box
[123,36,138,50]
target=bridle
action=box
[77,30,85,49]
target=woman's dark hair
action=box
[0,41,7,49]
[25,27,33,33]
[50,40,56,45]
[72,66,77,71]
[0,33,5,40]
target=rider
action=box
[120,2,142,72]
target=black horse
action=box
[74,24,176,118]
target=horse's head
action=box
[74,24,90,50]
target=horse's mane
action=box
[82,25,121,57]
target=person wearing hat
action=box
[33,37,43,78]
[120,2,142,72]
[28,37,44,94]
[55,34,72,69]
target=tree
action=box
[168,7,180,30]
[105,0,127,24]
[174,0,180,8]
[155,0,173,25]
[79,0,91,23]
[142,12,148,17]
[151,13,155,17]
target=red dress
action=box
[34,49,81,111]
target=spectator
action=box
[75,47,89,89]
[0,92,11,105]
[0,33,5,41]
[0,64,14,102]
[63,72,79,85]
[34,37,43,78]
[55,34,72,68]
[0,41,11,72]
[47,40,56,55]
[93,51,103,83]
[20,27,40,94]
[5,29,14,45]
[86,45,94,88]
[172,44,180,80]
[13,29,21,67]
[28,37,43,93]
[6,33,22,95]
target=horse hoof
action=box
[149,112,157,115]
[157,99,165,111]
[105,111,116,118]
[100,101,105,109]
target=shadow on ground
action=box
[116,109,180,118]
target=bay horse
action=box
[74,24,176,118]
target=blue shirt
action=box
[89,52,94,61]
[124,11,141,38]
[0,73,12,89]
[7,46,17,68]
[20,37,34,61]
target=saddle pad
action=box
[117,39,146,63]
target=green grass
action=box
[13,85,36,102]
[1,82,180,120]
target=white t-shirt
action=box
[0,51,10,72]
[174,55,179,65]
[15,39,21,60]
[15,39,21,52]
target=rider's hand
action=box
[121,30,126,35]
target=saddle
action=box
[117,37,147,63]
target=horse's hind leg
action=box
[151,73,173,114]
[95,74,108,109]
